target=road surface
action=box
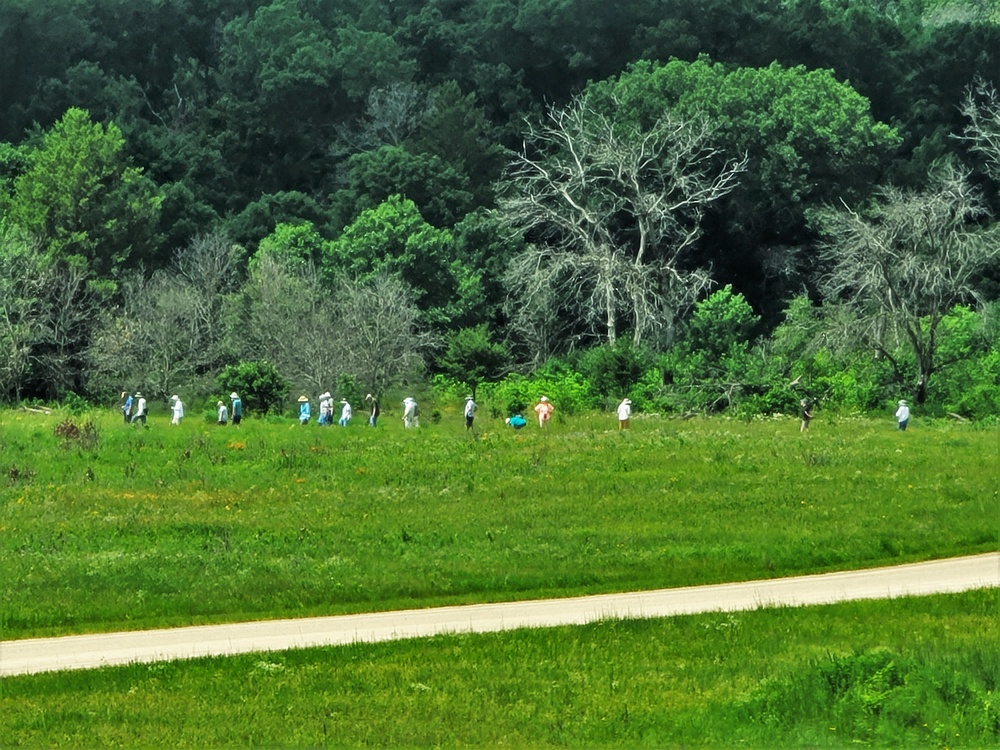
[2,552,997,677]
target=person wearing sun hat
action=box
[318,392,333,426]
[130,391,147,426]
[230,392,242,427]
[895,399,910,431]
[338,398,352,427]
[617,397,632,430]
[463,395,477,431]
[298,395,311,425]
[534,395,554,428]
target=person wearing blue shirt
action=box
[298,395,311,425]
[230,392,242,426]
[506,415,527,430]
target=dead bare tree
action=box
[817,161,1000,403]
[333,273,431,396]
[234,254,340,394]
[499,94,745,350]
[960,77,1000,181]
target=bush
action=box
[217,360,289,416]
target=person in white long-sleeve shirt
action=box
[895,399,910,431]
[170,395,184,425]
[339,399,352,426]
[617,398,632,430]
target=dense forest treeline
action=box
[1,0,999,418]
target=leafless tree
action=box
[87,232,241,398]
[499,94,745,350]
[233,254,339,394]
[0,236,47,400]
[960,77,1000,181]
[817,161,1000,403]
[332,273,431,396]
[332,82,429,156]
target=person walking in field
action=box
[464,396,477,431]
[217,400,228,425]
[617,398,632,430]
[366,393,380,427]
[534,396,554,427]
[403,397,419,429]
[338,399,352,427]
[121,391,133,424]
[895,399,910,431]
[230,392,242,426]
[130,392,147,426]
[318,392,333,426]
[800,399,813,432]
[298,395,311,425]
[170,395,184,425]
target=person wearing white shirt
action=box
[616,398,632,430]
[170,395,184,425]
[464,396,477,431]
[895,399,910,431]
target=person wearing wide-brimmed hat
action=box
[318,392,333,426]
[463,396,477,431]
[298,395,311,425]
[338,398,352,427]
[230,392,242,427]
[617,397,632,430]
[895,399,910,431]
[534,395,554,428]
[130,392,147,426]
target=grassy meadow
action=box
[1,405,997,639]
[2,589,997,747]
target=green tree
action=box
[6,108,161,282]
[439,325,509,400]
[331,145,475,229]
[323,195,480,326]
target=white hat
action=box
[898,399,907,405]
[171,395,179,401]
[320,392,331,400]
[540,396,548,402]
[466,395,474,400]
[134,391,142,397]
[230,392,238,399]
[623,398,632,404]
[340,399,348,404]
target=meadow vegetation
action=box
[1,406,996,639]
[2,589,997,747]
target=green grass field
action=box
[1,407,997,747]
[1,408,997,639]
